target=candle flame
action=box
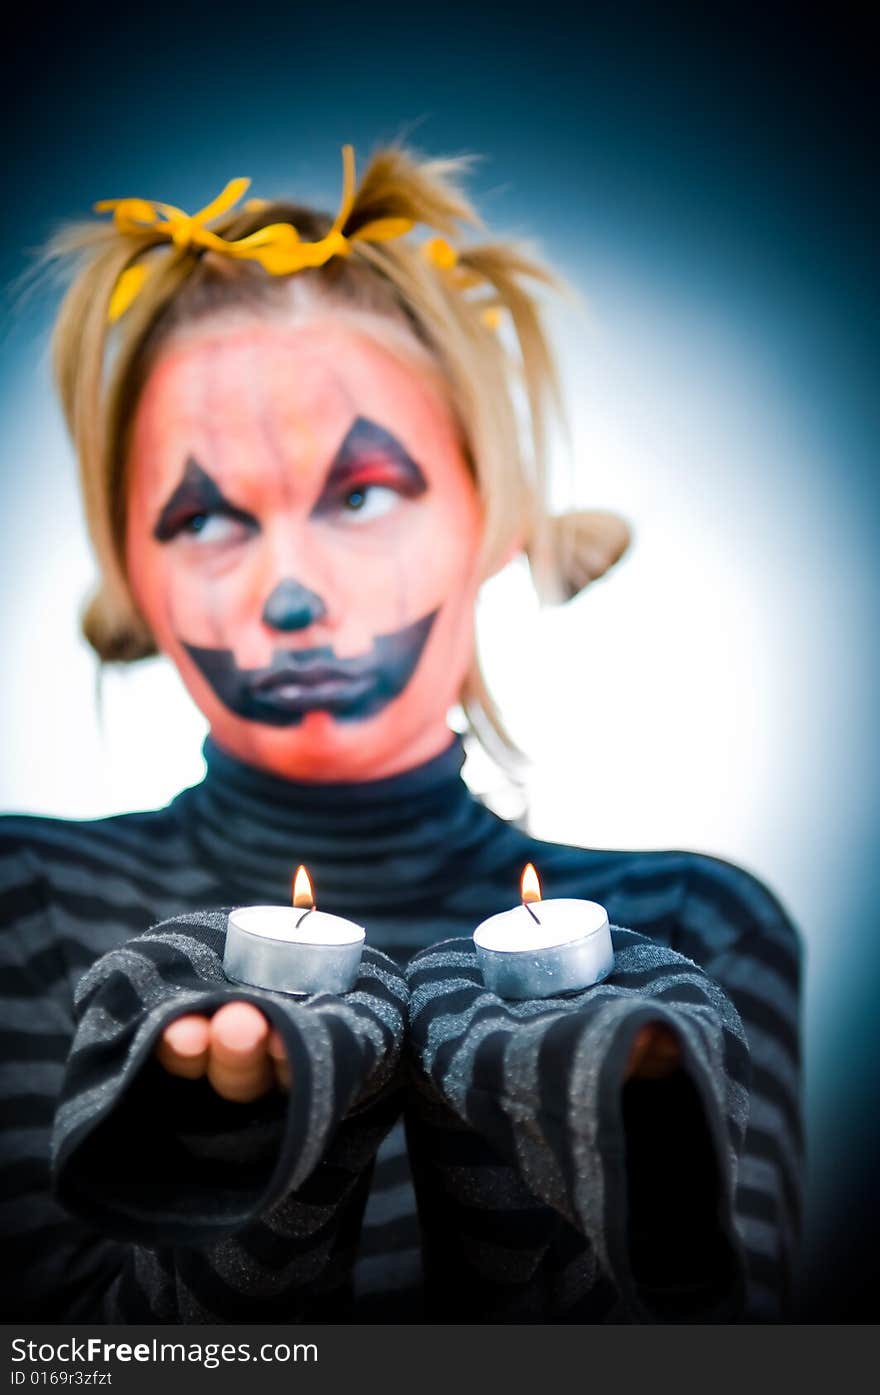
[292,864,315,910]
[521,862,542,904]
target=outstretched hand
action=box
[156,1006,674,1100]
[155,1002,291,1102]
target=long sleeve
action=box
[0,857,407,1323]
[670,855,805,1318]
[405,928,751,1323]
[49,908,407,1321]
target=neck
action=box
[170,725,530,961]
[174,727,479,921]
[206,718,460,785]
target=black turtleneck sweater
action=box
[0,735,803,1322]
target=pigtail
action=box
[342,144,484,241]
[547,509,632,602]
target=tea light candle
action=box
[223,865,365,996]
[473,863,614,1000]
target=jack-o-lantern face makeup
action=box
[124,314,485,781]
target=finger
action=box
[207,1001,274,1102]
[267,1027,292,1093]
[154,1014,211,1079]
[626,1023,682,1080]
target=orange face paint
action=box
[125,314,484,781]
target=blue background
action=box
[2,1,877,1319]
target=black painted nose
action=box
[261,579,328,632]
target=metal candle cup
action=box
[223,904,365,997]
[473,896,614,1000]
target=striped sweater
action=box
[52,911,407,1321]
[0,735,804,1321]
[405,933,749,1322]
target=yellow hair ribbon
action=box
[98,146,415,320]
[421,238,502,331]
[421,238,485,292]
[422,236,458,270]
[95,177,252,248]
[107,265,150,322]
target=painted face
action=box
[124,313,484,781]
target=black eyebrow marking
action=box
[152,456,259,542]
[310,416,428,516]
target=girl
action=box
[0,143,802,1323]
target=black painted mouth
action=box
[182,610,438,726]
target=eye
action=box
[339,484,399,523]
[178,512,251,545]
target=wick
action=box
[523,901,542,925]
[295,905,315,929]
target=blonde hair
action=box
[46,142,629,756]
